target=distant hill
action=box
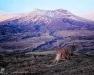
[0,11,19,22]
[0,9,94,55]
[77,10,94,21]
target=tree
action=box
[70,43,75,56]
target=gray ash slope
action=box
[0,9,94,54]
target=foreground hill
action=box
[0,51,94,75]
[0,9,94,54]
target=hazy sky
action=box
[0,0,94,14]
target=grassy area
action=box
[0,51,94,75]
[26,50,57,55]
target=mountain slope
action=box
[0,9,94,54]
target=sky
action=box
[0,0,94,14]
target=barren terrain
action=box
[0,51,94,75]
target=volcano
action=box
[0,9,94,54]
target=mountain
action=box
[77,10,94,21]
[0,9,94,55]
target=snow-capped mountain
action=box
[0,9,94,54]
[9,8,91,22]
